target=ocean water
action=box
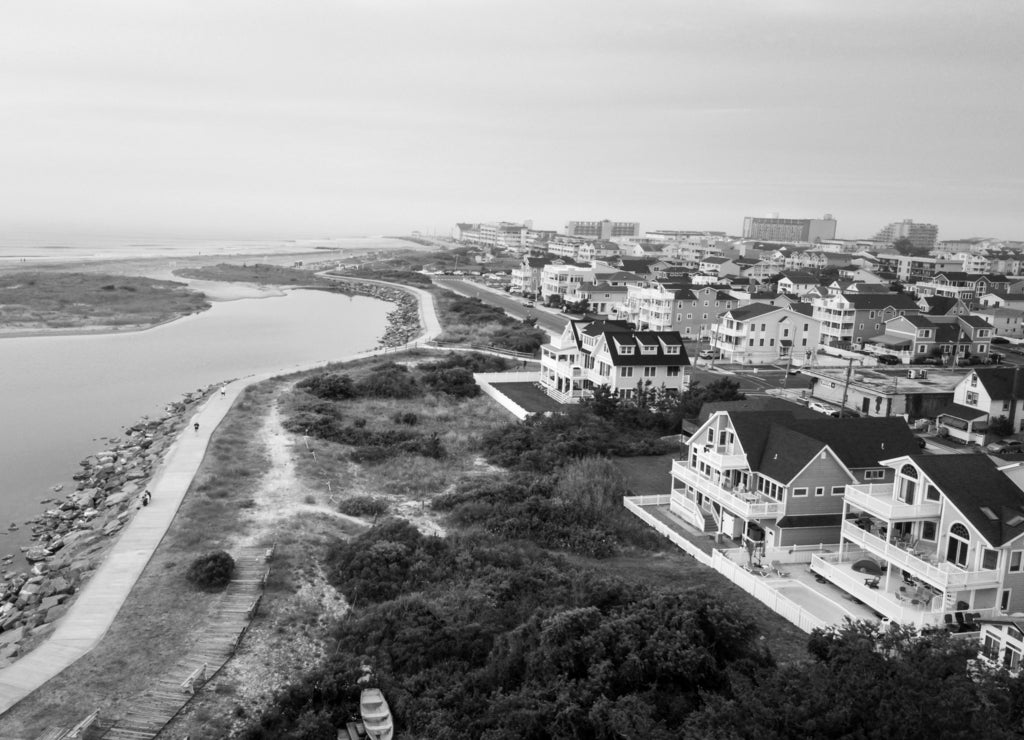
[0,234,412,264]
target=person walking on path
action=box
[220,386,226,398]
[193,422,200,432]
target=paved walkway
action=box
[0,281,441,716]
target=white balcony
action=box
[841,522,1001,590]
[690,444,748,469]
[844,483,943,521]
[673,464,783,520]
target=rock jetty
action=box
[325,279,423,348]
[0,388,212,667]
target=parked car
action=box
[807,400,837,415]
[988,352,1005,364]
[698,348,722,360]
[985,439,1024,455]
[521,301,534,307]
[956,355,984,367]
[992,337,1010,345]
[877,354,901,365]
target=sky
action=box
[0,1,1022,242]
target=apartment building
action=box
[742,214,837,242]
[564,220,641,240]
[455,221,532,250]
[874,253,959,283]
[539,320,689,404]
[510,256,554,296]
[712,304,820,364]
[671,410,920,551]
[810,454,1024,630]
[624,283,738,337]
[873,219,940,251]
[812,293,920,348]
[540,263,594,304]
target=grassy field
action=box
[172,263,335,287]
[0,271,209,332]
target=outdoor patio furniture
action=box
[944,614,958,631]
[864,576,880,589]
[770,560,790,577]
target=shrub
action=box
[338,495,391,517]
[296,373,356,401]
[421,367,479,398]
[187,550,235,589]
[356,362,421,399]
[393,411,419,425]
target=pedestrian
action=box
[220,386,226,398]
[194,422,200,432]
[142,491,150,507]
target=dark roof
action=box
[726,303,783,320]
[697,398,817,424]
[936,402,988,421]
[723,411,921,483]
[958,314,992,328]
[791,304,814,317]
[972,368,1024,399]
[910,455,1024,546]
[702,256,731,264]
[599,331,690,367]
[847,283,891,293]
[844,293,919,310]
[526,257,553,268]
[921,296,960,315]
[780,272,817,282]
[776,514,844,528]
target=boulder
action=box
[44,604,68,624]
[0,626,24,646]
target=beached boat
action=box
[360,688,394,740]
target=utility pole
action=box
[709,324,720,370]
[840,356,855,414]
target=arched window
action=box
[947,523,970,568]
[898,464,918,504]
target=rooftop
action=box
[800,366,964,395]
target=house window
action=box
[966,391,979,405]
[1010,551,1023,573]
[1002,589,1012,611]
[667,366,680,377]
[793,487,808,497]
[947,523,970,568]
[643,366,656,377]
[926,484,940,501]
[687,313,692,319]
[983,549,999,570]
[918,346,927,354]
[922,521,937,541]
[702,313,708,319]
[864,469,885,480]
[759,339,764,346]
[621,367,633,377]
[814,486,824,497]
[761,324,766,331]
[831,485,845,496]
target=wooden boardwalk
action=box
[100,547,272,740]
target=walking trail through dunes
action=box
[0,281,441,721]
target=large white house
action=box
[810,454,1024,630]
[539,320,689,404]
[712,304,821,364]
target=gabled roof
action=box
[971,367,1024,400]
[723,411,921,484]
[599,330,690,367]
[910,455,1024,547]
[921,296,961,315]
[701,256,731,264]
[844,293,919,310]
[725,303,785,320]
[779,271,817,283]
[958,314,992,328]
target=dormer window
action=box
[665,346,680,355]
[620,346,634,354]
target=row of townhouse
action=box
[539,320,690,403]
[671,408,1024,630]
[912,272,1011,302]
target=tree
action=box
[892,237,931,258]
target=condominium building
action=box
[564,220,641,240]
[742,214,837,243]
[874,253,960,282]
[913,272,1010,302]
[455,221,531,250]
[539,320,689,404]
[810,454,1024,630]
[873,219,940,251]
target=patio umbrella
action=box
[852,559,882,576]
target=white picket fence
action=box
[712,550,828,633]
[623,496,830,633]
[474,371,541,420]
[623,496,713,566]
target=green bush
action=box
[337,495,391,517]
[356,362,421,398]
[186,550,235,589]
[296,373,356,401]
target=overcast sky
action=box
[1,1,1022,241]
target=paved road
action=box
[433,277,568,337]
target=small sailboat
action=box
[360,688,394,740]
